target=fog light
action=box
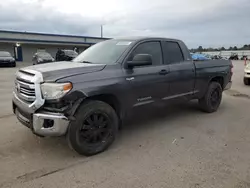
[43,119,54,128]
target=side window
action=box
[163,42,184,64]
[129,41,163,66]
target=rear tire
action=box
[244,78,250,85]
[67,100,119,156]
[199,82,222,113]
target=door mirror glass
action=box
[127,54,152,68]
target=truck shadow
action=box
[11,101,203,158]
[121,100,202,132]
[25,101,203,155]
[114,98,229,150]
[9,100,226,160]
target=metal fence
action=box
[203,50,250,58]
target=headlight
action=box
[38,58,43,62]
[41,82,72,100]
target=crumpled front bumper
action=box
[13,92,69,137]
[33,112,69,137]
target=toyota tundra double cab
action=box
[12,37,233,156]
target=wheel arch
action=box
[209,76,224,89]
[197,76,225,99]
[67,91,123,121]
[86,94,123,119]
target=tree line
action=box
[190,44,250,52]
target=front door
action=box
[123,41,170,108]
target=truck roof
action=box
[112,36,182,42]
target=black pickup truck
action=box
[13,37,233,156]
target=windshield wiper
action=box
[72,60,93,64]
[81,61,93,64]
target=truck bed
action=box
[194,59,232,69]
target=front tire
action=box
[199,82,222,113]
[67,100,119,156]
[10,62,16,67]
[244,78,250,85]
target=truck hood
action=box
[22,61,106,81]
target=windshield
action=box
[73,40,133,64]
[64,50,78,57]
[37,52,52,59]
[0,51,11,57]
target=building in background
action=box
[0,30,109,63]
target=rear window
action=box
[64,50,78,57]
[163,42,184,64]
[37,52,52,59]
[0,51,11,57]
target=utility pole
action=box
[101,25,103,38]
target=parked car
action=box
[244,63,250,85]
[55,49,78,61]
[229,53,239,60]
[241,55,248,60]
[212,55,225,60]
[212,55,219,59]
[32,52,54,65]
[12,37,233,156]
[215,55,228,60]
[204,54,213,59]
[0,51,16,67]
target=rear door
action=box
[162,41,195,100]
[123,41,170,108]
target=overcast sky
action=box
[0,0,250,48]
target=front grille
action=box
[13,69,45,113]
[0,60,10,63]
[15,70,36,103]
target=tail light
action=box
[230,63,233,80]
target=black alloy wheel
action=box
[67,100,119,156]
[244,78,250,85]
[78,112,112,146]
[199,82,222,113]
[210,87,221,108]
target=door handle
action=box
[159,69,169,75]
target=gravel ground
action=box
[0,61,250,188]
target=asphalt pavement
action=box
[1,61,250,188]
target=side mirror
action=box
[127,54,152,68]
